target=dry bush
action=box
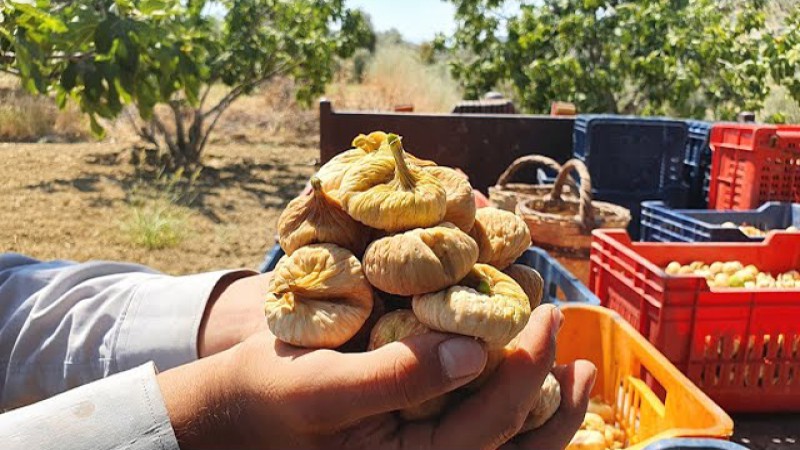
[326,43,462,113]
[761,84,800,123]
[0,86,89,142]
[214,78,318,146]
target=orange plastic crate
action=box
[558,305,732,448]
[588,229,800,412]
[708,123,800,210]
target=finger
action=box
[432,304,562,450]
[302,332,487,426]
[515,360,597,450]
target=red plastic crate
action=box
[708,123,800,210]
[588,229,800,412]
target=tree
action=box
[438,0,770,119]
[766,8,800,122]
[0,0,374,170]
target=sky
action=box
[345,0,457,43]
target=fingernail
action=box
[551,307,564,339]
[438,337,486,380]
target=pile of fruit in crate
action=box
[664,260,800,288]
[265,131,569,432]
[720,221,798,238]
[567,398,625,450]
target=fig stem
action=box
[310,176,323,193]
[388,134,415,189]
[477,278,492,295]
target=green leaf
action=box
[88,114,105,138]
[94,18,117,54]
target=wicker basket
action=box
[488,155,577,212]
[516,159,630,254]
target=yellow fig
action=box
[468,207,531,270]
[425,166,476,232]
[264,244,373,348]
[338,134,447,232]
[363,223,479,296]
[277,176,370,256]
[503,264,544,308]
[412,263,531,349]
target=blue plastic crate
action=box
[641,201,800,243]
[643,438,749,450]
[683,120,713,208]
[258,244,600,306]
[573,115,688,193]
[514,247,600,306]
[592,186,689,240]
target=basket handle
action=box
[496,154,577,190]
[548,158,596,231]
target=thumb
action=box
[319,332,487,424]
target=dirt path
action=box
[1,141,318,274]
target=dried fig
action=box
[363,222,479,296]
[368,310,447,421]
[353,131,436,167]
[468,207,531,269]
[567,430,606,450]
[425,166,476,232]
[520,372,561,432]
[503,264,544,308]
[264,244,373,348]
[367,310,431,350]
[277,176,370,256]
[338,134,446,232]
[315,137,374,193]
[412,263,531,348]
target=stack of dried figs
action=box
[265,131,560,430]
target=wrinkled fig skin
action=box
[315,148,370,194]
[368,310,447,420]
[412,264,531,349]
[469,207,532,270]
[363,223,479,296]
[520,372,561,432]
[425,166,476,232]
[368,310,432,351]
[277,177,371,256]
[338,134,447,232]
[503,264,544,309]
[264,244,373,348]
[353,130,437,167]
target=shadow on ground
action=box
[72,149,311,223]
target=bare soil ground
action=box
[1,141,318,274]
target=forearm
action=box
[0,252,260,410]
[0,363,179,450]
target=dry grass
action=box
[325,44,462,113]
[0,80,89,142]
[0,141,317,274]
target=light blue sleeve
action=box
[0,253,251,449]
[0,362,179,450]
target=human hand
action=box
[197,272,270,357]
[160,304,596,450]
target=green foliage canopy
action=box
[439,0,770,119]
[0,0,373,166]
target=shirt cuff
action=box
[0,363,179,450]
[114,269,253,373]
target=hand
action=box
[159,304,596,450]
[197,272,271,357]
